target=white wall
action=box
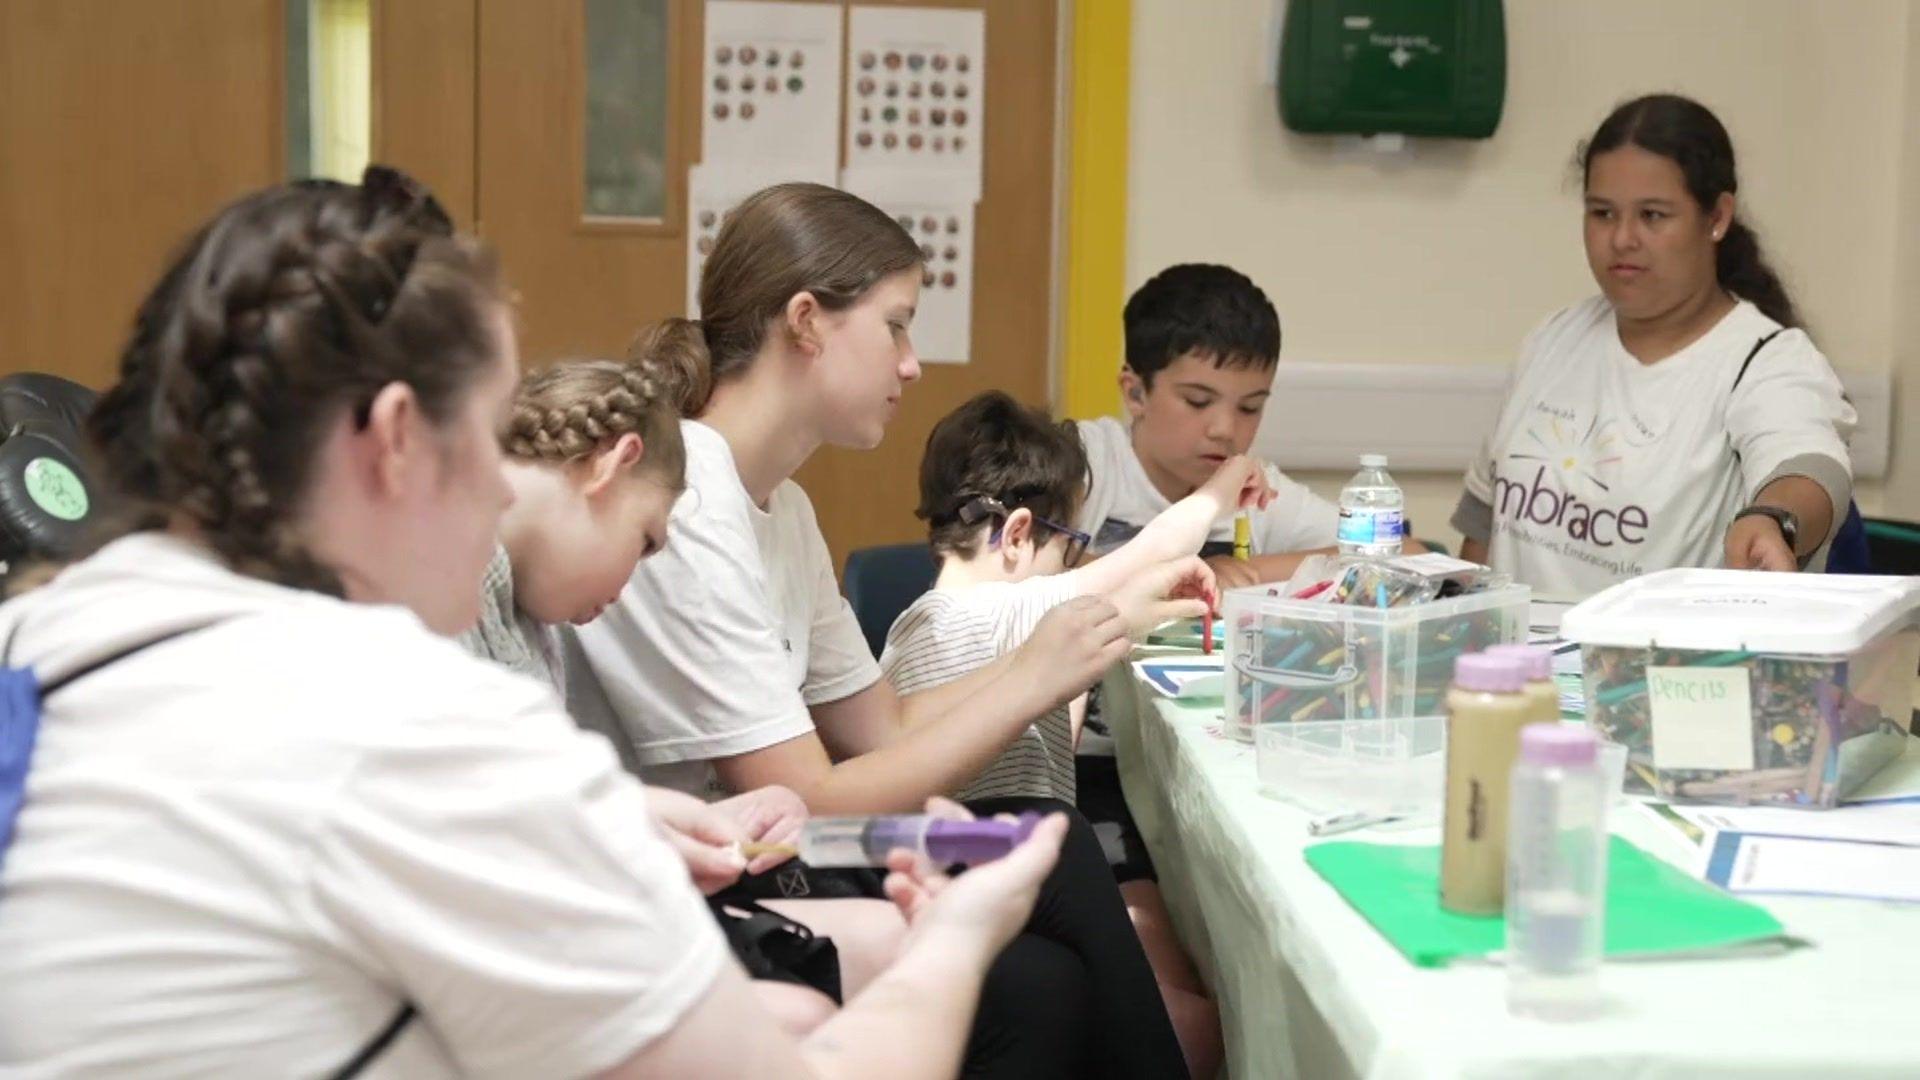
[1127,0,1915,541]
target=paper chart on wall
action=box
[840,169,975,364]
[844,6,985,202]
[701,1,844,179]
[685,161,837,318]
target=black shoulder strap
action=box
[1728,329,1788,470]
[36,623,222,698]
[1732,328,1787,392]
[327,1003,417,1080]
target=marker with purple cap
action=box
[744,814,1043,868]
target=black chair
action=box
[842,542,937,660]
[0,374,102,587]
[1862,517,1920,576]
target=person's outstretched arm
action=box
[602,814,1070,1079]
[718,597,1137,813]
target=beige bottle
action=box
[1441,652,1536,914]
[1487,644,1562,727]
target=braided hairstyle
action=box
[86,166,504,593]
[502,357,686,489]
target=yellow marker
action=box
[1233,512,1252,561]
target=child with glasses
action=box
[881,389,1265,1076]
[884,388,1266,801]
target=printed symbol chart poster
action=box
[685,161,837,317]
[841,170,975,364]
[844,6,985,202]
[702,1,843,180]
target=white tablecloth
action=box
[1103,659,1920,1080]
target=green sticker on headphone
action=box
[23,457,88,522]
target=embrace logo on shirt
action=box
[1492,409,1651,573]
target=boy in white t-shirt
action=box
[1078,264,1420,592]
[881,390,1260,1078]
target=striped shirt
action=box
[880,576,1078,803]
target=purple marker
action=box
[796,814,1040,868]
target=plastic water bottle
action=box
[1506,724,1609,1020]
[1337,454,1405,558]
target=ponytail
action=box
[636,183,922,418]
[625,317,714,418]
[1715,220,1799,328]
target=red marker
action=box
[1291,579,1334,601]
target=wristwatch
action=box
[1733,505,1800,556]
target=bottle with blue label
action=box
[1337,453,1404,558]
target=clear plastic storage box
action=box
[1563,569,1920,809]
[1223,582,1530,742]
[1254,715,1447,819]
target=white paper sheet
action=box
[1674,797,1920,848]
[684,160,837,317]
[840,168,975,363]
[1702,831,1920,903]
[701,1,843,178]
[844,5,985,202]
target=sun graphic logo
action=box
[1506,414,1624,498]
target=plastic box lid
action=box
[1560,569,1920,653]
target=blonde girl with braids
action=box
[460,358,684,687]
[460,357,910,1037]
[0,169,1072,1079]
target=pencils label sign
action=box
[1648,666,1755,771]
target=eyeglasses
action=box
[957,495,1092,567]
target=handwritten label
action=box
[1648,666,1755,771]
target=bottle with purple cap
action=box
[781,814,1042,868]
[1506,723,1609,1020]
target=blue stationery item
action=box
[1703,830,1920,903]
[1135,658,1226,700]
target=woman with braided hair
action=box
[0,168,1074,1078]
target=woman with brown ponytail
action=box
[1455,94,1856,597]
[565,181,1199,1077]
[0,169,1073,1078]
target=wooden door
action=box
[466,0,1060,566]
[0,0,284,386]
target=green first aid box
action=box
[1279,0,1506,139]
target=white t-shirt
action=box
[564,420,882,797]
[0,534,726,1079]
[880,576,1078,803]
[1074,416,1339,558]
[1460,296,1856,598]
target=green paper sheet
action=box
[1304,836,1785,968]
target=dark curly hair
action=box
[917,391,1090,558]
